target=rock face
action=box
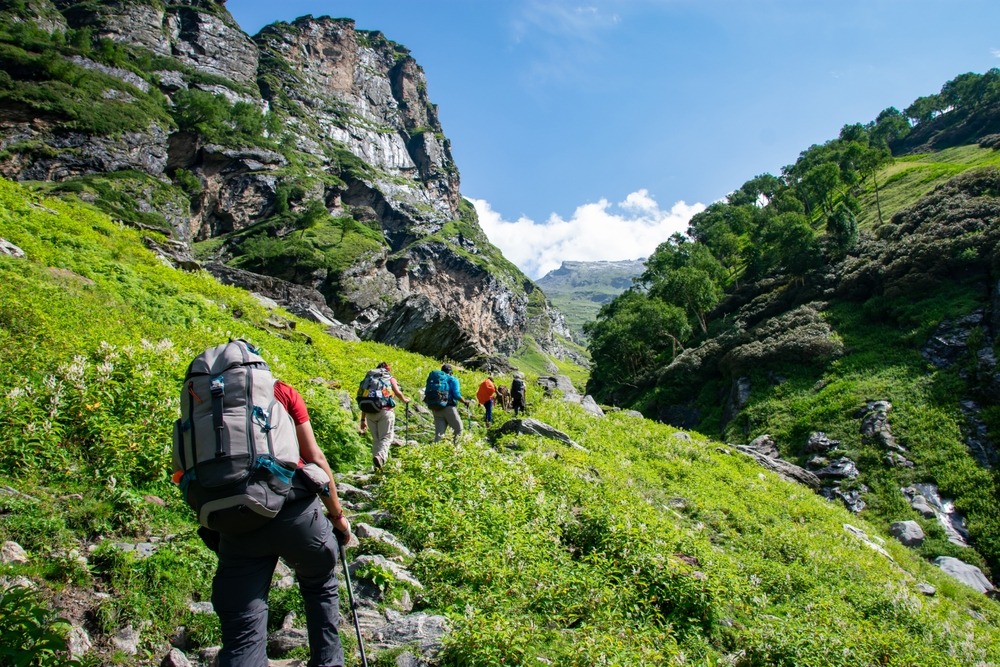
[0,1,563,366]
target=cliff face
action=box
[0,0,561,365]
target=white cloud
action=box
[993,48,1000,59]
[471,189,705,279]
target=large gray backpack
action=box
[172,340,300,533]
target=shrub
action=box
[0,585,80,667]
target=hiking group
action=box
[172,340,532,667]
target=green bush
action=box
[0,585,80,667]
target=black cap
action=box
[442,363,453,373]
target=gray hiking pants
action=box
[364,407,396,469]
[212,496,343,667]
[432,405,463,442]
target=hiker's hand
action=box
[330,514,351,545]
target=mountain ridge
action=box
[0,0,574,370]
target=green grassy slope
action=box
[2,175,1000,666]
[856,144,1000,228]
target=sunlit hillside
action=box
[3,176,1000,666]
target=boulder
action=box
[889,520,925,547]
[159,648,191,667]
[735,446,820,490]
[1,541,28,564]
[0,238,25,258]
[934,556,995,594]
[492,418,585,451]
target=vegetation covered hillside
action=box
[0,1,574,370]
[585,70,1000,591]
[3,173,1000,665]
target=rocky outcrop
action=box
[0,2,556,365]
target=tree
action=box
[651,265,723,334]
[585,291,691,397]
[798,162,841,216]
[904,94,945,125]
[871,107,910,148]
[826,201,858,258]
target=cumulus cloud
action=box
[471,189,705,279]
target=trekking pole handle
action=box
[339,541,369,667]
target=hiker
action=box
[510,372,527,417]
[477,376,497,426]
[217,379,349,667]
[495,384,512,410]
[425,362,471,442]
[358,361,410,471]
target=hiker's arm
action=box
[391,378,409,403]
[296,420,351,535]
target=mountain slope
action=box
[583,73,1000,587]
[536,259,644,341]
[0,0,571,370]
[2,176,1000,666]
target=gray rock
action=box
[922,312,984,369]
[355,523,412,558]
[805,431,841,453]
[188,601,214,614]
[916,583,936,596]
[0,238,25,258]
[337,482,375,505]
[821,486,866,513]
[578,395,605,417]
[349,555,424,591]
[492,418,585,451]
[814,457,859,480]
[934,556,995,594]
[112,622,145,656]
[160,648,192,667]
[843,524,893,561]
[959,399,998,469]
[268,626,309,655]
[746,434,779,458]
[902,484,969,546]
[67,624,93,659]
[735,446,821,490]
[890,520,925,547]
[859,400,905,452]
[368,611,450,655]
[1,541,28,564]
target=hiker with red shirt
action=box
[212,379,351,667]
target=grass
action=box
[857,145,1000,228]
[3,173,1000,665]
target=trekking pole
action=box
[404,402,410,441]
[339,541,369,667]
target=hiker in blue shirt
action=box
[432,363,471,442]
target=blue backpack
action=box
[424,370,451,408]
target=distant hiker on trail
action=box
[477,376,497,427]
[357,361,410,471]
[172,340,351,667]
[511,372,527,417]
[495,384,512,410]
[424,363,471,442]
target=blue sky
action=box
[230,1,1000,279]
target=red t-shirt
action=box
[274,380,310,425]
